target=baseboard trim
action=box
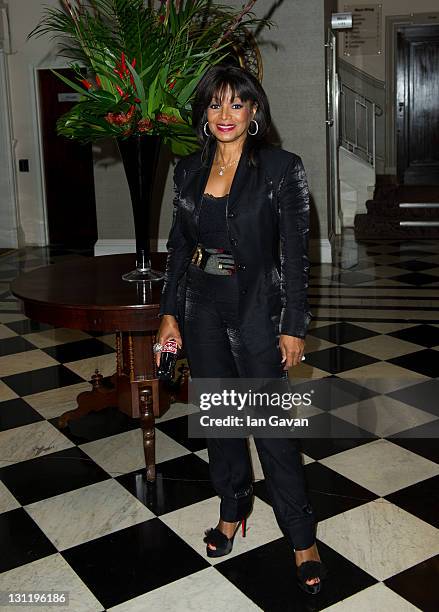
[94,239,168,256]
[0,228,18,249]
[95,238,333,263]
[310,238,332,263]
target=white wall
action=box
[0,45,18,248]
[5,0,61,245]
[337,0,439,80]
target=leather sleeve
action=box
[277,155,313,338]
[158,160,193,318]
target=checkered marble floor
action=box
[0,238,438,611]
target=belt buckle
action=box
[217,252,236,274]
[192,245,203,267]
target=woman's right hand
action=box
[155,315,182,368]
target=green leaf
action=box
[147,73,160,116]
[125,61,148,116]
[51,70,93,99]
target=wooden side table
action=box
[10,253,188,482]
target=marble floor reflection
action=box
[0,240,438,611]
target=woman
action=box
[155,64,327,594]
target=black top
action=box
[198,193,233,251]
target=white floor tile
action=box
[25,479,154,550]
[318,499,439,581]
[320,439,439,496]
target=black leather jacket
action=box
[159,141,312,355]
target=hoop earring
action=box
[203,121,211,137]
[247,119,259,136]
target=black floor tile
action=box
[5,319,53,334]
[304,346,378,374]
[7,257,47,266]
[156,415,207,452]
[387,379,439,417]
[290,377,379,411]
[216,537,377,611]
[391,272,439,286]
[0,447,110,505]
[297,411,377,442]
[308,322,379,345]
[62,518,209,610]
[254,461,377,523]
[0,307,21,315]
[0,508,57,573]
[0,398,44,432]
[385,475,439,529]
[331,271,376,285]
[388,240,436,247]
[391,259,438,272]
[2,365,84,396]
[389,427,439,463]
[337,260,379,272]
[117,454,215,515]
[388,324,439,349]
[50,406,139,444]
[0,336,39,357]
[389,249,437,258]
[43,338,115,363]
[387,349,439,378]
[0,295,18,303]
[84,330,110,337]
[385,555,439,612]
[44,246,92,257]
[298,433,374,461]
[305,462,377,521]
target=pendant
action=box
[219,169,224,176]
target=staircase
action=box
[354,183,439,239]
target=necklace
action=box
[214,157,240,176]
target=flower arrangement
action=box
[29,0,271,155]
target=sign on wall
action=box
[343,3,382,56]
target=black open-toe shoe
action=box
[296,560,328,595]
[203,518,247,558]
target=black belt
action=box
[191,245,236,275]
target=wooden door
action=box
[396,25,439,185]
[38,69,98,246]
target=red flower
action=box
[137,118,153,132]
[105,104,135,126]
[157,112,180,124]
[116,85,130,100]
[80,79,92,90]
[114,54,137,89]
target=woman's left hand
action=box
[279,335,305,369]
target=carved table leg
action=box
[58,369,118,429]
[139,387,155,482]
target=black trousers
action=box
[183,264,316,551]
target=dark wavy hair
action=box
[191,64,272,168]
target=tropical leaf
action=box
[28,0,273,152]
